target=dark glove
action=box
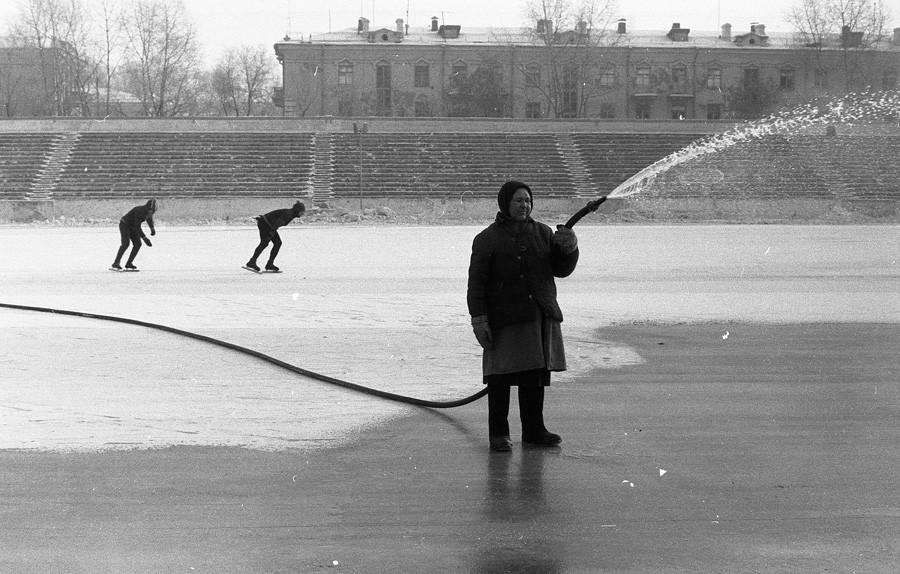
[142,236,152,247]
[151,230,156,236]
[552,225,578,254]
[471,315,493,350]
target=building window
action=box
[414,97,430,117]
[706,68,721,89]
[525,102,541,118]
[671,65,688,92]
[562,65,579,117]
[814,68,828,88]
[780,68,795,90]
[376,62,392,116]
[636,65,651,89]
[597,68,615,87]
[635,101,651,119]
[671,104,687,119]
[599,103,616,118]
[525,65,540,87]
[414,63,430,88]
[338,61,353,85]
[706,103,722,119]
[338,97,354,116]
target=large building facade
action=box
[274,17,900,120]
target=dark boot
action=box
[488,385,512,451]
[520,386,561,446]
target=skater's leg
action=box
[266,232,282,268]
[247,220,271,268]
[125,231,141,267]
[112,221,129,267]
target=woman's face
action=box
[509,188,532,221]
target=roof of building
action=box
[279,24,899,52]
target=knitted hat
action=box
[497,181,532,216]
[292,201,306,215]
[146,199,157,212]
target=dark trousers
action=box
[249,219,281,265]
[488,384,547,439]
[113,220,141,266]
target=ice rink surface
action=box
[2,223,898,452]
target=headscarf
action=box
[497,180,532,217]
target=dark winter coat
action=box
[467,214,579,329]
[258,202,305,231]
[120,201,156,237]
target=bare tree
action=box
[788,0,891,92]
[211,52,241,115]
[10,0,96,116]
[92,0,127,116]
[522,0,620,118]
[211,45,275,116]
[119,0,200,116]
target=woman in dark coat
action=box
[244,201,306,272]
[467,181,579,452]
[111,199,156,270]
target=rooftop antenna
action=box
[285,0,291,38]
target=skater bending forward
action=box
[245,201,306,272]
[112,199,157,270]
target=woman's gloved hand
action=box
[142,236,153,247]
[552,225,578,253]
[471,315,493,349]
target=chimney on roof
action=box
[576,20,587,35]
[358,17,369,34]
[755,23,766,36]
[396,18,404,35]
[617,18,627,34]
[720,23,732,40]
[431,16,439,32]
[668,22,690,41]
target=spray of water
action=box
[608,90,900,199]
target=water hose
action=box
[562,197,607,229]
[0,302,487,409]
[2,201,607,409]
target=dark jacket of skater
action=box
[467,181,579,452]
[245,201,306,272]
[112,199,156,270]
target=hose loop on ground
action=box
[0,302,487,409]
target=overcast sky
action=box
[3,0,898,67]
